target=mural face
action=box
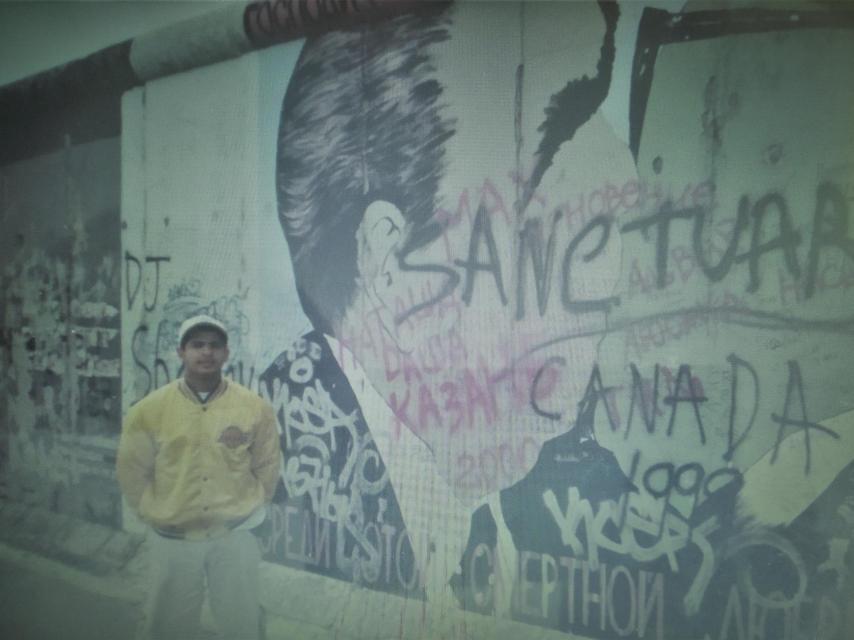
[337,69,631,506]
[276,2,632,501]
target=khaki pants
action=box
[145,529,261,640]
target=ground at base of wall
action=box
[0,498,144,576]
[0,539,338,640]
[0,498,577,640]
[0,499,353,640]
[0,545,143,640]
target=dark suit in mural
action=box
[259,331,419,596]
[260,2,854,639]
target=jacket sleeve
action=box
[251,402,282,502]
[116,405,156,511]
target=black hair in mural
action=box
[519,0,619,215]
[277,2,623,335]
[276,6,453,336]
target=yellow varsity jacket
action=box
[116,378,281,539]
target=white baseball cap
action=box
[178,314,228,347]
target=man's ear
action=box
[357,200,405,306]
[356,200,408,347]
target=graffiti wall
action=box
[119,46,307,458]
[0,138,123,526]
[121,2,854,638]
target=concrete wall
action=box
[2,1,853,639]
[119,3,854,639]
[1,138,122,526]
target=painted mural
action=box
[107,1,854,638]
[252,2,854,640]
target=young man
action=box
[117,314,280,640]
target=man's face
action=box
[337,2,637,503]
[177,329,229,378]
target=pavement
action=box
[0,546,142,640]
[0,498,334,640]
[0,499,578,640]
[0,537,339,640]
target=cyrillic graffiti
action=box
[260,502,420,592]
[468,546,666,640]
